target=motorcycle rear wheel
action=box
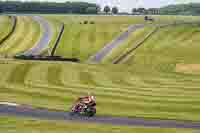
[85,107,96,117]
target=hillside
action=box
[1,23,200,121]
[0,15,200,132]
[160,3,200,15]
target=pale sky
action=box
[17,0,200,12]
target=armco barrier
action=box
[14,55,79,62]
[51,23,65,56]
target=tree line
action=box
[132,3,200,15]
[0,1,100,14]
[0,1,199,15]
[0,1,119,15]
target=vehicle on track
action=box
[70,95,96,117]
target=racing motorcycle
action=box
[70,100,96,117]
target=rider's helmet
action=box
[90,95,95,101]
[88,92,95,101]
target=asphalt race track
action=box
[0,104,200,129]
[23,16,53,56]
[89,24,144,63]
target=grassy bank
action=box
[0,16,41,56]
[45,15,200,61]
[0,56,200,121]
[44,15,145,61]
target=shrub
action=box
[83,20,88,24]
[90,21,95,24]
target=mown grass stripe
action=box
[6,63,34,84]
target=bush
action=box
[90,21,95,24]
[83,20,88,24]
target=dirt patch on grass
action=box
[176,64,200,74]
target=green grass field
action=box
[0,16,41,56]
[102,25,156,63]
[0,16,13,42]
[1,15,200,131]
[125,23,200,65]
[0,116,199,133]
[44,15,200,61]
[1,48,200,122]
[44,15,146,61]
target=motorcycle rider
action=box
[74,93,96,111]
